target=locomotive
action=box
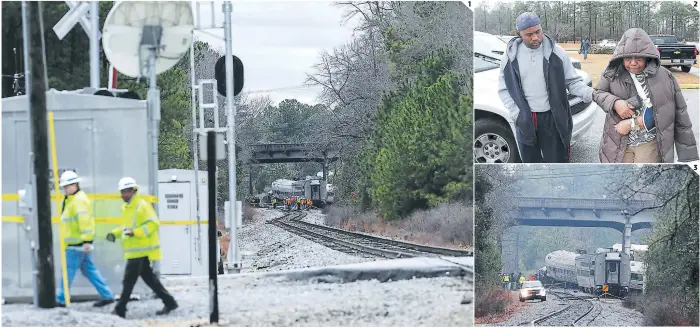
[544,248,631,297]
[269,178,331,207]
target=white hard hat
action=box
[118,177,139,191]
[59,171,81,187]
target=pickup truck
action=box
[650,34,698,72]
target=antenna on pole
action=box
[101,1,194,265]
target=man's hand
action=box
[124,229,134,237]
[106,233,116,242]
[83,243,92,253]
[615,119,633,136]
[613,100,635,119]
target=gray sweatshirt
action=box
[516,42,551,113]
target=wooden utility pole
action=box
[24,0,56,308]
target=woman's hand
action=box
[615,119,633,135]
[613,100,635,119]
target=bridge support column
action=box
[248,166,253,196]
[622,210,631,255]
[501,227,519,275]
[322,157,328,181]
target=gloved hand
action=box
[106,233,116,242]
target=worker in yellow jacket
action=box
[56,171,115,307]
[106,177,178,319]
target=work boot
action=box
[112,307,126,318]
[93,299,115,307]
[155,302,178,315]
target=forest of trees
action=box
[475,165,699,326]
[474,1,699,43]
[1,1,473,223]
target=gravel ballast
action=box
[239,208,369,272]
[3,274,472,327]
[3,209,472,326]
[478,289,644,327]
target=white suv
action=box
[473,32,599,163]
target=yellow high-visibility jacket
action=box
[111,194,162,261]
[503,275,510,282]
[61,190,95,245]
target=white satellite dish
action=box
[102,1,194,78]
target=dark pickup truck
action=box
[650,34,698,72]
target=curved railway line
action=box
[268,211,473,259]
[524,290,602,327]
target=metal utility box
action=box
[1,90,150,298]
[158,169,218,277]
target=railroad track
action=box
[268,211,473,259]
[527,290,601,327]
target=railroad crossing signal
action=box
[52,1,101,40]
[602,284,609,292]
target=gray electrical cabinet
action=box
[1,90,150,299]
[157,169,218,277]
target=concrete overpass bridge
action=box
[502,197,658,273]
[249,143,339,164]
[244,143,340,194]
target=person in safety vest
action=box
[519,274,526,287]
[55,171,115,308]
[503,273,510,290]
[106,177,178,318]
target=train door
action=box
[606,260,620,284]
[311,185,320,200]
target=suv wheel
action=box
[474,118,519,163]
[681,65,691,73]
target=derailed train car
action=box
[545,249,631,297]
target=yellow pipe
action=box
[2,216,209,226]
[48,112,71,307]
[3,193,157,202]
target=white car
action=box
[476,31,581,69]
[473,35,599,163]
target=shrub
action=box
[475,285,512,318]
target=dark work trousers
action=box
[115,257,177,312]
[517,110,570,163]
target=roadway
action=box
[571,89,699,163]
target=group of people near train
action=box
[271,195,313,211]
[501,272,538,290]
[499,12,697,163]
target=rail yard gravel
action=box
[479,292,569,326]
[239,209,369,272]
[2,274,472,327]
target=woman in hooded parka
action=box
[592,28,698,163]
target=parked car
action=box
[476,32,581,69]
[650,34,698,73]
[599,39,617,49]
[473,32,598,163]
[520,280,547,302]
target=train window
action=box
[608,262,617,272]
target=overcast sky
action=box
[192,1,358,105]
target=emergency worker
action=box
[55,171,115,307]
[530,274,535,281]
[519,274,526,287]
[106,177,178,318]
[503,273,510,290]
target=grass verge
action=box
[324,202,472,250]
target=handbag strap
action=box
[629,71,651,107]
